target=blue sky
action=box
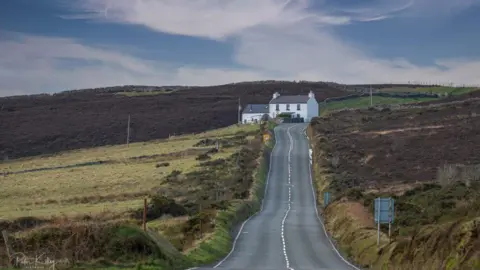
[1,0,480,96]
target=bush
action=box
[156,162,170,167]
[196,153,211,161]
[141,195,188,220]
[437,163,480,187]
[199,158,226,167]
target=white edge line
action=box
[211,126,279,268]
[305,126,362,270]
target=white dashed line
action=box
[281,125,297,270]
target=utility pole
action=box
[127,114,131,147]
[238,98,242,124]
[370,85,373,107]
[199,203,203,239]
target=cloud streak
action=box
[1,0,480,96]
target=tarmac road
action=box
[192,124,359,270]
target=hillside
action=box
[0,123,273,269]
[0,81,347,159]
[308,93,480,269]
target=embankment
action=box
[307,117,480,270]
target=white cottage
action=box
[241,104,270,124]
[269,91,318,122]
[242,91,319,123]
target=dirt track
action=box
[310,95,480,190]
[0,82,346,159]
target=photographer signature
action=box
[11,252,70,269]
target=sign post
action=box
[374,197,395,247]
[323,192,330,207]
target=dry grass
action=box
[0,124,259,219]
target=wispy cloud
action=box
[1,0,480,96]
[0,33,272,96]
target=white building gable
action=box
[241,91,319,124]
[268,91,319,122]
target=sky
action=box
[1,0,480,96]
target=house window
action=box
[286,104,290,111]
[276,104,279,111]
[297,104,301,110]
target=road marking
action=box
[281,125,297,270]
[211,127,279,268]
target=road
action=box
[193,124,359,270]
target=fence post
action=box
[143,198,147,231]
[2,230,13,266]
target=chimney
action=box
[308,90,314,99]
[273,92,280,99]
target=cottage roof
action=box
[269,95,310,104]
[242,104,269,114]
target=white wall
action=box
[306,97,319,122]
[269,103,307,119]
[242,113,265,123]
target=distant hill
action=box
[0,81,347,159]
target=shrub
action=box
[437,163,480,187]
[156,162,170,168]
[133,195,188,220]
[199,158,226,167]
[196,153,211,161]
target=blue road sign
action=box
[374,197,395,224]
[324,192,330,207]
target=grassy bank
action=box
[307,104,480,269]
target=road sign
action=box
[374,197,395,246]
[374,197,395,224]
[324,192,330,207]
[263,133,271,143]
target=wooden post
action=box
[377,199,381,247]
[199,203,203,239]
[127,114,131,147]
[143,198,147,231]
[388,198,392,242]
[2,230,13,266]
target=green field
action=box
[0,124,259,219]
[379,86,478,96]
[320,96,438,115]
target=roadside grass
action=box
[320,96,438,115]
[0,124,257,219]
